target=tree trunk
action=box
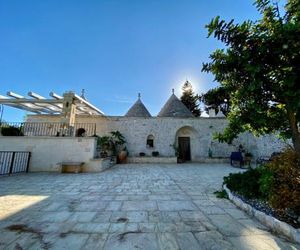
[286,107,300,158]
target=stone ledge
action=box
[223,184,300,243]
[82,157,116,172]
[127,157,177,164]
[195,157,230,164]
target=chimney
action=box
[208,108,216,117]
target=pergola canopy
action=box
[0,91,104,116]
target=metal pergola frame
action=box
[0,91,104,116]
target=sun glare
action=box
[0,195,48,220]
[172,76,203,96]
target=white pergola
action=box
[0,91,104,116]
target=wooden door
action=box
[178,137,191,162]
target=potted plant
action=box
[97,136,111,158]
[152,151,159,157]
[208,148,213,158]
[238,144,245,153]
[172,143,181,163]
[110,131,127,163]
[244,152,253,167]
[245,152,253,160]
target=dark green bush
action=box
[214,190,228,199]
[1,126,24,136]
[224,168,261,199]
[224,166,275,200]
[258,167,274,200]
[224,149,300,217]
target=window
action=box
[146,135,154,148]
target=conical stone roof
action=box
[125,95,151,117]
[158,93,194,117]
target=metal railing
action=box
[0,151,31,175]
[0,122,96,137]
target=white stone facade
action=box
[0,136,96,172]
[26,114,288,161]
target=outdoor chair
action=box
[230,152,244,167]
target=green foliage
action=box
[1,125,24,136]
[96,131,126,155]
[214,190,228,199]
[224,165,276,200]
[110,131,126,154]
[224,168,262,199]
[110,131,126,146]
[267,148,300,214]
[97,136,111,150]
[172,143,179,157]
[224,148,300,214]
[200,87,230,116]
[202,0,300,155]
[258,166,274,199]
[180,81,201,117]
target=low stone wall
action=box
[224,185,300,243]
[194,157,230,164]
[127,156,177,164]
[82,157,116,172]
[0,136,96,172]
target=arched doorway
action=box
[175,126,199,162]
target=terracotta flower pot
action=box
[118,150,127,164]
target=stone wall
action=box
[127,157,177,164]
[27,114,289,161]
[0,136,96,172]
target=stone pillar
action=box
[60,91,76,136]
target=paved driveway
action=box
[0,164,298,249]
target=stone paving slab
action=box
[0,163,299,249]
[157,200,197,211]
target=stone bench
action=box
[60,162,84,173]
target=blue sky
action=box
[0,0,261,121]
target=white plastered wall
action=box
[0,137,96,172]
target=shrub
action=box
[224,148,300,217]
[267,149,300,215]
[223,165,275,200]
[224,168,262,199]
[258,166,274,200]
[1,126,24,136]
[214,190,228,199]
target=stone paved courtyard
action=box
[0,164,298,250]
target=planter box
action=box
[223,185,300,243]
[61,162,84,173]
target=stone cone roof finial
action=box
[81,89,87,100]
